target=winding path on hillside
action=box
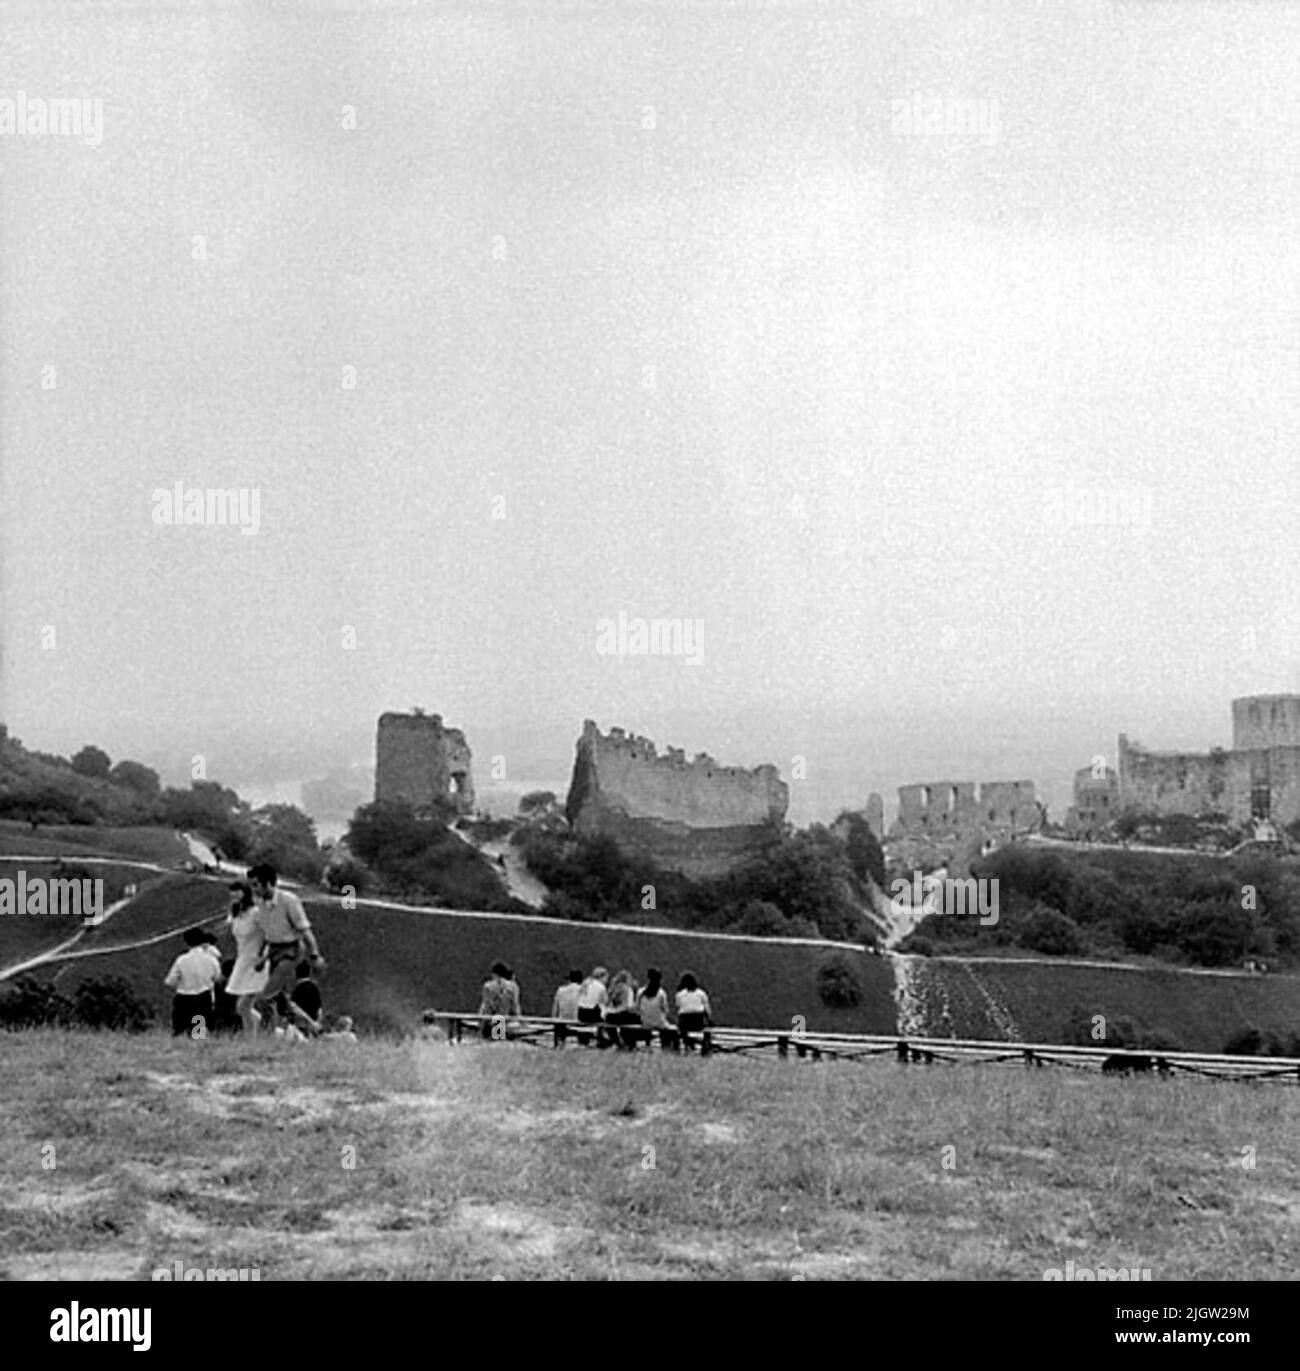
[447,826,548,909]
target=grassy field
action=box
[0,822,190,865]
[0,1029,1295,1280]
[8,880,899,1036]
[914,958,1300,1054]
[3,825,1297,1053]
[0,859,172,969]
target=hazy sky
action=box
[4,2,1300,824]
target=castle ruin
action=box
[1064,765,1120,838]
[889,779,1043,842]
[565,720,788,878]
[374,709,475,816]
[1115,694,1300,827]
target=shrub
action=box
[734,899,792,938]
[1223,1026,1263,1056]
[0,976,72,1028]
[325,858,370,898]
[816,953,863,1008]
[70,977,154,1031]
[1018,906,1084,956]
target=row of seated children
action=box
[553,966,713,1051]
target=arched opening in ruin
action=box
[449,772,470,804]
[949,785,959,812]
[920,786,931,807]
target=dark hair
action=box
[677,971,698,992]
[490,961,509,978]
[247,862,278,887]
[183,927,207,946]
[296,960,313,979]
[642,968,662,995]
[227,880,253,911]
[567,969,583,983]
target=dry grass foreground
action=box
[0,1029,1296,1281]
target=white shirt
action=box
[577,979,608,1010]
[675,988,711,1017]
[253,889,311,944]
[165,947,220,996]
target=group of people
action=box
[470,963,714,1051]
[163,861,355,1042]
[560,966,713,1049]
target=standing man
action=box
[248,862,325,1029]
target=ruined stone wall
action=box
[1263,747,1300,825]
[1065,766,1119,835]
[979,781,1038,830]
[896,782,977,833]
[1116,733,1248,823]
[1232,695,1300,751]
[565,720,787,876]
[892,780,1039,838]
[375,711,476,814]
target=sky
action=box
[4,1,1300,827]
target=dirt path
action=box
[0,893,139,982]
[448,826,548,909]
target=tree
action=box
[160,781,253,859]
[71,745,111,779]
[1018,905,1084,956]
[836,811,887,888]
[518,790,558,815]
[735,899,792,937]
[249,803,323,882]
[109,759,161,799]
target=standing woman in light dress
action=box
[223,880,268,1034]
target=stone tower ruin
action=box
[374,710,475,816]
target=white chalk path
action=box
[0,893,140,982]
[447,826,548,910]
[0,833,234,984]
[888,954,927,1037]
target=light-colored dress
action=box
[224,909,269,996]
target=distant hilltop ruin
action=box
[565,720,788,878]
[375,709,475,816]
[1103,694,1300,829]
[890,779,1042,839]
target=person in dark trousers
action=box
[636,968,674,1051]
[674,971,713,1053]
[288,960,324,1036]
[164,928,221,1038]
